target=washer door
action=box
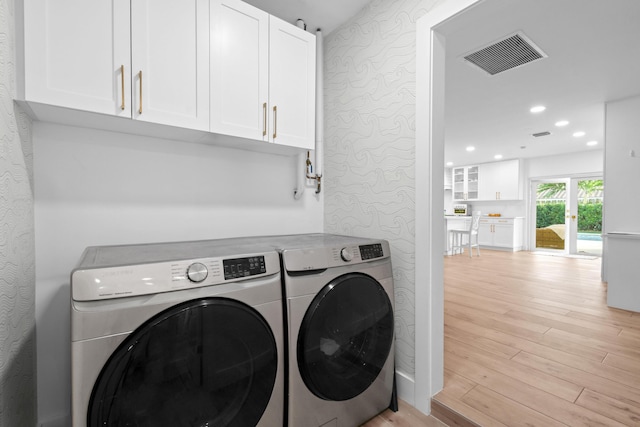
[297,273,394,401]
[88,298,278,427]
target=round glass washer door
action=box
[88,297,278,427]
[297,272,394,401]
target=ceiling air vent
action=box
[463,32,547,75]
[532,131,551,138]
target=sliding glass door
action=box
[532,177,603,256]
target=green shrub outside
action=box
[578,203,602,232]
[536,202,602,232]
[536,203,565,228]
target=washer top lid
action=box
[74,238,279,270]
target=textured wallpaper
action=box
[324,0,443,377]
[0,0,37,425]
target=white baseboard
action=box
[395,369,416,407]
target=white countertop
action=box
[606,231,640,239]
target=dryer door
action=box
[297,272,394,401]
[88,298,278,427]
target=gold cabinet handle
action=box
[138,71,143,114]
[272,105,277,139]
[262,103,267,137]
[120,65,125,110]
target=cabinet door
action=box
[452,167,466,200]
[478,221,493,246]
[131,0,209,130]
[492,221,515,248]
[210,0,269,140]
[496,160,520,200]
[23,0,130,116]
[466,166,479,200]
[268,16,316,149]
[478,162,500,200]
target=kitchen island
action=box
[445,215,524,255]
[444,216,471,255]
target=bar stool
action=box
[450,211,481,257]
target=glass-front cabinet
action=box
[453,166,479,201]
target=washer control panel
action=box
[340,248,354,262]
[72,252,278,301]
[223,256,266,280]
[186,262,209,282]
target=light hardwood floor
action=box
[434,249,640,426]
[361,399,447,427]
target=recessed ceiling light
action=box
[494,154,503,159]
[573,131,586,137]
[530,105,546,113]
[555,120,569,127]
[586,140,598,146]
[466,146,475,152]
[446,161,453,166]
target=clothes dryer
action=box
[274,234,396,427]
[70,239,284,427]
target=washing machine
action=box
[275,234,396,427]
[70,239,285,427]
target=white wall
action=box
[527,149,604,180]
[33,122,323,425]
[0,0,37,425]
[604,95,640,233]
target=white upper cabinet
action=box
[210,1,315,149]
[131,0,210,130]
[21,0,312,151]
[478,159,521,200]
[22,0,131,117]
[452,165,479,201]
[210,0,269,140]
[268,15,316,149]
[22,0,209,130]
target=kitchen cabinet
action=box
[478,159,521,200]
[210,0,316,149]
[210,0,268,141]
[22,0,210,131]
[21,0,131,117]
[453,166,479,201]
[478,217,523,251]
[131,0,209,130]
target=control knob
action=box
[340,247,353,262]
[187,262,208,283]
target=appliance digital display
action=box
[223,256,266,280]
[359,244,384,260]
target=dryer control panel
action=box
[359,243,384,260]
[283,240,390,272]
